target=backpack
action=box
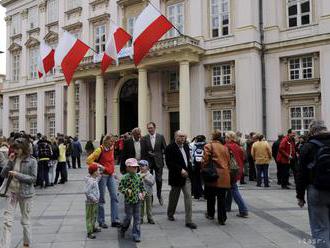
[38,142,52,158]
[308,139,330,191]
[193,143,205,163]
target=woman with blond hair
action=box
[202,130,231,225]
[225,131,249,218]
[87,134,121,229]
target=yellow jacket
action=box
[251,140,272,165]
[86,146,102,165]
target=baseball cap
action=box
[125,158,139,167]
[138,160,149,167]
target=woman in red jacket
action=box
[225,131,249,218]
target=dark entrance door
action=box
[169,112,180,142]
[120,79,138,134]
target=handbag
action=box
[0,175,13,197]
[201,143,219,183]
[228,149,239,185]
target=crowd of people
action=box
[0,120,329,247]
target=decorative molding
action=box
[46,21,59,28]
[21,9,28,19]
[8,42,22,52]
[117,0,146,7]
[65,6,82,16]
[88,13,110,24]
[10,33,22,40]
[27,27,40,35]
[25,37,40,48]
[44,31,58,43]
[62,22,83,32]
[89,0,109,10]
[39,1,47,13]
[4,16,12,23]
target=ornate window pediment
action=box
[44,31,59,43]
[63,22,83,32]
[8,42,22,52]
[25,37,40,48]
[117,0,147,7]
[88,13,110,24]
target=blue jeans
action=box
[231,183,248,214]
[256,164,269,186]
[122,202,141,240]
[98,175,120,225]
[307,185,330,248]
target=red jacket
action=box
[226,141,245,181]
[276,135,296,164]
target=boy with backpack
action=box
[191,135,206,199]
[296,120,330,247]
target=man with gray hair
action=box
[296,120,330,247]
[165,130,197,229]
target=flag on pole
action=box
[101,23,131,73]
[38,41,55,78]
[55,31,90,85]
[133,4,174,65]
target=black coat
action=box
[296,133,330,200]
[272,139,281,161]
[165,142,192,187]
[141,133,166,169]
[120,138,144,173]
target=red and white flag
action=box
[38,41,55,78]
[101,23,131,73]
[55,32,90,85]
[133,4,173,65]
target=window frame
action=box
[47,0,58,24]
[168,70,179,91]
[12,53,20,81]
[67,0,81,11]
[12,119,19,132]
[211,64,232,86]
[289,105,315,135]
[48,117,56,137]
[11,14,20,36]
[28,6,38,30]
[210,0,230,38]
[11,96,19,110]
[28,93,38,108]
[47,91,56,106]
[288,56,314,81]
[94,24,106,54]
[212,109,233,135]
[29,47,39,80]
[167,2,185,38]
[287,0,312,28]
[29,118,38,136]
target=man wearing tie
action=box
[141,122,167,206]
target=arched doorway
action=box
[119,79,138,134]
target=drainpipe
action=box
[259,0,267,137]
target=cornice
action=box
[62,22,83,32]
[88,13,110,24]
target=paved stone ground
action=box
[0,161,314,248]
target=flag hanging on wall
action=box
[38,41,55,78]
[55,31,90,85]
[101,22,132,73]
[133,4,174,66]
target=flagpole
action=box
[146,0,185,37]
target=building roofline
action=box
[0,0,17,7]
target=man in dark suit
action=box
[141,122,166,206]
[165,130,197,229]
[120,128,143,174]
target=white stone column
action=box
[79,80,89,142]
[66,82,76,137]
[95,75,105,142]
[37,91,45,134]
[19,94,26,132]
[55,84,65,135]
[2,95,10,137]
[179,61,191,138]
[138,68,149,134]
[320,45,330,129]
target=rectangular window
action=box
[288,0,311,28]
[95,25,106,54]
[29,118,38,136]
[29,48,39,80]
[212,110,232,135]
[169,71,179,91]
[211,0,230,38]
[167,3,184,38]
[10,96,19,110]
[67,0,81,10]
[289,56,313,80]
[28,7,38,30]
[126,17,136,46]
[46,91,56,106]
[12,53,20,81]
[290,106,314,135]
[212,64,232,86]
[47,0,58,24]
[12,119,19,132]
[48,117,56,137]
[11,14,20,35]
[28,94,38,108]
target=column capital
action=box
[179,60,190,66]
[137,67,147,73]
[96,74,104,80]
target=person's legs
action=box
[264,164,269,187]
[217,188,227,224]
[225,189,232,212]
[154,166,163,201]
[307,186,330,248]
[98,176,106,226]
[182,179,193,224]
[145,194,153,222]
[140,199,145,221]
[107,175,120,224]
[121,203,133,234]
[256,164,262,186]
[276,162,281,185]
[231,183,248,215]
[86,202,94,235]
[19,197,32,246]
[0,193,18,248]
[205,186,216,218]
[132,203,141,241]
[281,164,290,188]
[248,158,256,181]
[78,156,81,168]
[167,186,181,218]
[54,163,60,184]
[43,161,50,186]
[71,156,76,169]
[66,156,71,169]
[63,162,68,182]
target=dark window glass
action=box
[289,17,297,27]
[212,29,219,37]
[96,46,99,53]
[301,1,310,13]
[301,15,310,25]
[222,27,229,36]
[288,5,298,15]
